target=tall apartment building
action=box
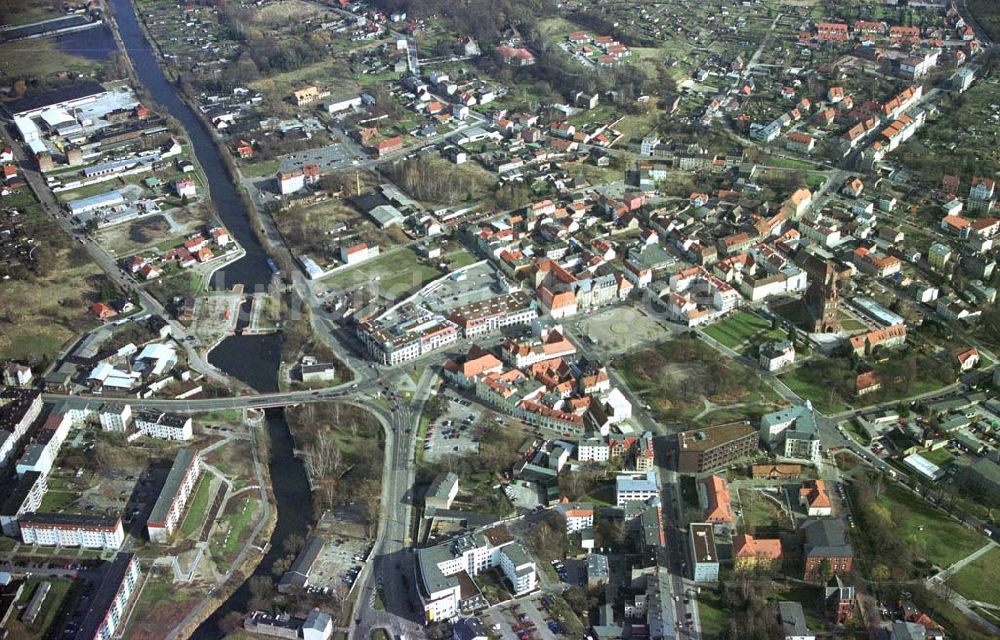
[676,422,757,473]
[0,471,47,536]
[147,448,200,543]
[20,513,124,550]
[0,388,42,465]
[99,403,132,432]
[557,502,594,533]
[635,431,655,471]
[75,552,140,640]
[134,411,193,441]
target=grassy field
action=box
[697,589,728,639]
[179,474,213,538]
[0,37,109,80]
[124,568,199,639]
[0,0,63,26]
[703,311,786,353]
[919,448,954,467]
[739,488,793,534]
[779,366,851,414]
[15,577,73,636]
[878,485,985,569]
[324,247,441,298]
[446,249,479,269]
[212,495,259,560]
[948,547,1000,607]
[0,191,102,363]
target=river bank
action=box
[103,0,311,636]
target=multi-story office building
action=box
[416,526,537,622]
[676,422,757,473]
[615,471,659,506]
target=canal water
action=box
[105,0,313,635]
[105,0,286,385]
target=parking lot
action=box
[423,393,483,462]
[480,594,570,640]
[503,480,543,511]
[277,143,359,174]
[421,262,509,314]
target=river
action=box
[105,0,286,386]
[105,0,313,636]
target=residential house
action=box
[733,534,783,572]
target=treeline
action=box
[373,0,553,45]
[567,10,660,48]
[713,576,786,640]
[285,403,383,528]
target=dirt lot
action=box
[576,305,674,353]
[92,207,208,256]
[191,294,242,345]
[309,516,373,592]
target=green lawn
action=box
[704,311,788,355]
[39,490,78,513]
[179,475,212,538]
[446,249,479,269]
[324,247,441,298]
[238,159,280,178]
[739,488,793,534]
[919,448,954,467]
[697,589,728,639]
[214,495,259,557]
[614,336,787,423]
[878,485,985,569]
[779,367,851,414]
[17,577,73,635]
[703,311,772,348]
[947,547,1000,607]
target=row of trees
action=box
[383,156,490,205]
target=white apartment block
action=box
[100,403,132,432]
[134,411,193,441]
[499,543,537,594]
[577,437,610,462]
[417,526,536,623]
[19,513,125,550]
[77,553,141,640]
[147,448,200,544]
[558,503,595,533]
[0,389,42,465]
